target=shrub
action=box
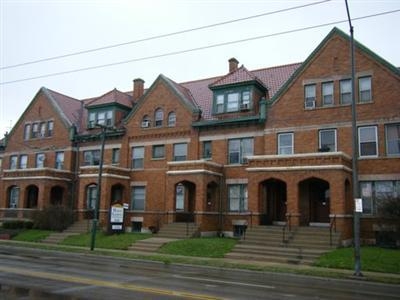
[32,205,74,231]
[2,220,33,229]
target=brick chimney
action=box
[133,78,144,100]
[229,57,239,73]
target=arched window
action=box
[168,112,176,127]
[141,115,151,128]
[155,108,163,127]
[86,184,97,210]
[8,186,20,208]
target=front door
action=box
[175,182,195,222]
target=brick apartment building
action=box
[0,27,399,245]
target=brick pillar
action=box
[286,181,300,226]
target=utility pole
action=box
[90,124,107,251]
[345,0,362,277]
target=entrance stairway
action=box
[156,222,200,239]
[225,225,341,265]
[41,220,90,244]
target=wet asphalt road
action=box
[0,245,399,299]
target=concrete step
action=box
[225,252,314,265]
[128,237,177,252]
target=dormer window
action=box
[213,88,252,114]
[87,110,113,128]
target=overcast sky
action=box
[1,0,399,137]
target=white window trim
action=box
[319,129,337,152]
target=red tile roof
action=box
[85,88,133,108]
[209,65,266,89]
[181,62,301,119]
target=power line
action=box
[0,0,331,70]
[1,9,399,86]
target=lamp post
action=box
[345,0,362,277]
[90,124,107,251]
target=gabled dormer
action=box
[209,58,268,116]
[85,88,133,129]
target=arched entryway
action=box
[206,181,219,212]
[111,184,124,205]
[50,186,64,205]
[299,177,330,225]
[26,185,39,208]
[260,179,287,225]
[175,181,196,222]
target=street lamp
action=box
[345,0,362,277]
[90,124,107,251]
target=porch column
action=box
[286,181,300,226]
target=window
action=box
[228,184,248,212]
[322,82,334,106]
[32,123,39,138]
[55,152,64,169]
[203,141,212,159]
[89,112,96,128]
[24,124,31,140]
[36,153,45,168]
[241,91,251,108]
[112,148,120,165]
[168,112,176,127]
[278,133,294,155]
[228,138,253,164]
[83,150,101,165]
[47,121,54,136]
[359,76,372,103]
[214,88,252,114]
[39,122,46,137]
[86,184,97,210]
[386,123,400,156]
[173,143,187,161]
[19,155,28,169]
[304,84,316,108]
[141,115,151,128]
[88,110,113,128]
[360,180,400,215]
[227,92,239,112]
[340,79,352,105]
[132,146,144,169]
[319,129,337,152]
[155,108,163,127]
[106,111,113,126]
[216,95,224,113]
[8,186,20,209]
[359,126,378,157]
[152,145,165,159]
[131,186,146,211]
[10,156,18,170]
[175,184,184,210]
[97,112,106,125]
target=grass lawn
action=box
[158,237,237,258]
[11,229,52,242]
[61,232,152,250]
[315,246,400,274]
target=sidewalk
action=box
[1,239,399,285]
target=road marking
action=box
[173,274,276,289]
[0,265,221,300]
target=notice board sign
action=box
[110,204,124,233]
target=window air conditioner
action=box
[305,100,315,109]
[141,121,150,128]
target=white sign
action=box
[355,198,363,213]
[112,224,122,230]
[123,203,129,210]
[110,206,124,223]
